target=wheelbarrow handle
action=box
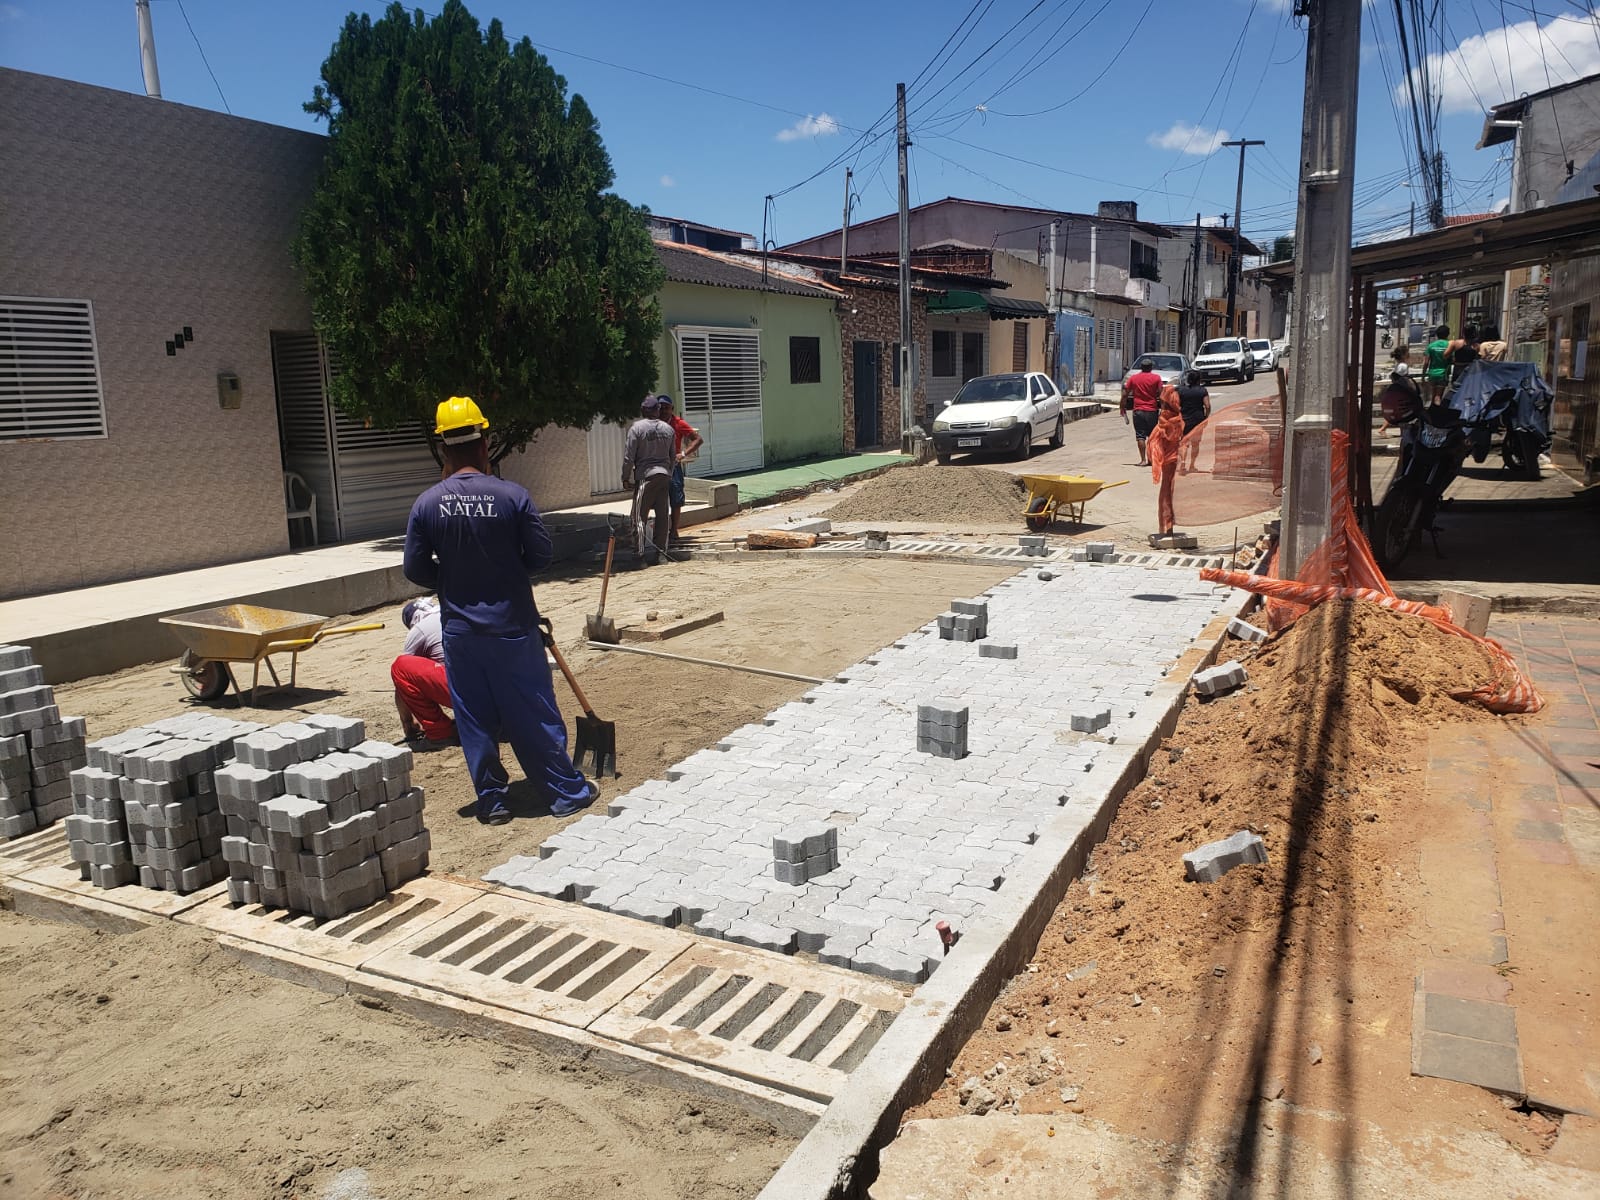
[537,616,598,718]
[263,621,386,654]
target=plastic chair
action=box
[284,471,318,547]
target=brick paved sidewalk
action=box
[487,562,1236,983]
[1413,615,1600,1125]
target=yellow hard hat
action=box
[435,395,489,443]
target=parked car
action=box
[1247,339,1277,371]
[1192,337,1257,384]
[1120,352,1189,393]
[931,371,1065,464]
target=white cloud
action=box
[1148,120,1232,156]
[1398,8,1600,115]
[659,174,676,188]
[776,113,841,143]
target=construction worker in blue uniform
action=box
[402,396,597,825]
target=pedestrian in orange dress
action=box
[1147,383,1186,535]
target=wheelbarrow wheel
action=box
[1025,496,1051,532]
[179,650,230,702]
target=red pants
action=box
[391,654,455,740]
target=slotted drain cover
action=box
[16,857,225,918]
[178,874,479,966]
[0,822,70,878]
[591,942,905,1103]
[362,890,685,1029]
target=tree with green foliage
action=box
[1271,235,1295,264]
[294,1,664,462]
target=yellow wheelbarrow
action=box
[1021,474,1129,531]
[159,604,385,704]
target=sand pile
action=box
[823,465,1026,525]
[915,599,1510,1120]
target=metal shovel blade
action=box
[585,613,619,644]
[573,713,618,779]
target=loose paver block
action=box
[1070,708,1112,733]
[1226,616,1268,643]
[1183,830,1268,882]
[1193,659,1248,697]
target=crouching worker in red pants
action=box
[391,598,457,746]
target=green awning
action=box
[927,289,989,314]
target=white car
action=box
[1247,339,1277,371]
[931,371,1065,464]
[1121,353,1189,391]
[1192,337,1257,384]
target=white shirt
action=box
[402,609,445,664]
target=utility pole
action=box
[896,82,914,450]
[135,0,162,98]
[1280,0,1360,580]
[1047,218,1060,381]
[1222,138,1264,336]
[839,167,852,277]
[1189,213,1203,357]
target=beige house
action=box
[0,69,590,600]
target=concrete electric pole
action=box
[1189,213,1203,357]
[1222,138,1264,336]
[840,167,852,277]
[897,83,914,451]
[135,0,162,99]
[1280,0,1360,579]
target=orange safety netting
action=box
[1195,430,1543,715]
[1165,394,1286,529]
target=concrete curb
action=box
[753,595,1253,1200]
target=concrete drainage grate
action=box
[362,890,685,1029]
[0,822,70,878]
[591,943,906,1103]
[178,874,478,967]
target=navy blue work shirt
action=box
[402,469,553,638]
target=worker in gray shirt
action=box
[622,396,676,565]
[391,597,455,745]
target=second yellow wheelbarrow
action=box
[1021,474,1129,531]
[159,604,385,704]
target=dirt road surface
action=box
[5,555,1016,1199]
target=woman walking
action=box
[1174,369,1210,474]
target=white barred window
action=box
[1,296,108,441]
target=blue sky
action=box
[5,1,1599,249]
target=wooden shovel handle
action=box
[537,616,596,717]
[598,536,615,615]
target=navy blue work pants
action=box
[442,629,589,811]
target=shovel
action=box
[537,616,618,779]
[585,536,619,644]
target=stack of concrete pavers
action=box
[1071,541,1115,564]
[215,715,430,918]
[937,598,988,643]
[69,713,265,891]
[862,530,891,552]
[772,821,839,885]
[1193,659,1249,697]
[0,644,90,839]
[917,701,969,759]
[1018,534,1047,556]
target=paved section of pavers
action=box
[490,562,1234,981]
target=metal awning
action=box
[927,289,989,314]
[1251,195,1600,285]
[987,296,1049,320]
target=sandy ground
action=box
[4,555,1015,1200]
[887,600,1592,1197]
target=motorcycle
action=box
[1369,384,1512,571]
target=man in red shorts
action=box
[390,598,456,746]
[1120,356,1163,466]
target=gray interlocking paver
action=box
[489,561,1233,981]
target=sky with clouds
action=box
[3,0,1598,248]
